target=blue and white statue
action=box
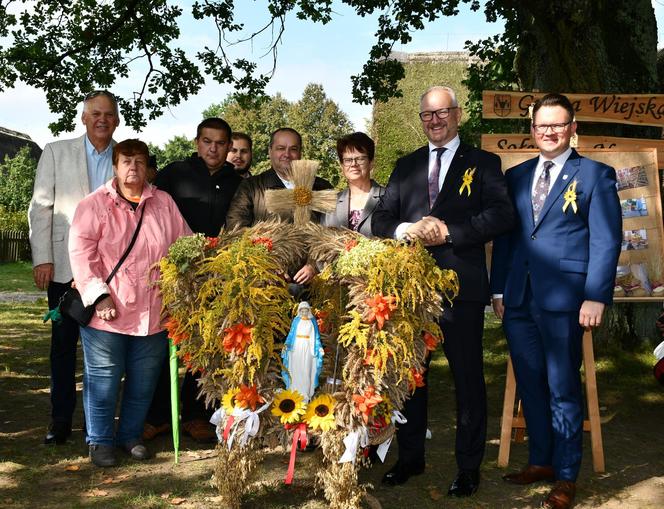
[281,301,324,401]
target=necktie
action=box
[532,160,554,223]
[428,147,447,207]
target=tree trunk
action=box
[511,0,658,136]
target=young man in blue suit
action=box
[491,93,622,509]
[372,86,514,497]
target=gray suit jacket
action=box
[28,134,115,282]
[322,180,385,237]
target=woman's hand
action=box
[95,295,117,321]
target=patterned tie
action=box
[532,160,554,223]
[428,147,447,207]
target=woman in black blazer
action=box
[322,132,384,237]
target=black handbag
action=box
[59,206,145,326]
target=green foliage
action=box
[372,59,468,185]
[0,0,479,135]
[206,84,353,187]
[0,147,37,213]
[148,135,194,169]
[0,208,29,233]
[461,33,524,146]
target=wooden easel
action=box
[497,329,605,473]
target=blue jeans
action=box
[80,327,167,446]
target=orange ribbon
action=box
[284,423,308,485]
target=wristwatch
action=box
[445,234,452,244]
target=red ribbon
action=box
[284,423,308,485]
[223,415,235,442]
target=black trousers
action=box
[47,281,81,425]
[396,300,487,471]
[145,356,213,425]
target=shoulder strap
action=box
[105,204,146,284]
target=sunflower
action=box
[303,394,336,431]
[222,387,241,414]
[271,389,306,424]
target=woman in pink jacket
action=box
[69,139,192,467]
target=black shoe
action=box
[381,460,425,486]
[44,421,71,445]
[447,469,480,497]
[89,444,117,467]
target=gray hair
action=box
[420,86,459,108]
[83,90,119,116]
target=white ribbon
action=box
[209,407,226,443]
[227,401,271,450]
[338,427,369,464]
[375,411,408,463]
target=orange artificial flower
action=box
[409,368,426,392]
[252,237,273,251]
[315,310,330,334]
[423,331,441,352]
[344,239,358,251]
[222,323,253,355]
[205,236,219,249]
[165,317,190,345]
[352,386,383,424]
[364,293,397,330]
[235,384,265,411]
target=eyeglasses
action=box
[341,156,369,167]
[419,107,458,121]
[532,121,571,134]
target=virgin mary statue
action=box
[281,302,324,401]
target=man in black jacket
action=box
[226,127,332,286]
[144,117,242,442]
[372,86,514,496]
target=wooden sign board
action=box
[483,91,664,127]
[481,134,664,169]
[492,148,664,279]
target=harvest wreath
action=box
[157,162,459,509]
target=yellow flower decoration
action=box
[562,179,578,213]
[222,387,240,414]
[271,389,306,424]
[458,167,476,197]
[303,394,337,431]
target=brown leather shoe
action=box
[503,464,555,485]
[541,480,575,509]
[182,419,216,443]
[142,422,170,441]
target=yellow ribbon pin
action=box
[562,179,578,213]
[459,167,476,197]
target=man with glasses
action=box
[491,93,621,509]
[29,90,120,445]
[372,86,514,496]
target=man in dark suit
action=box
[491,93,622,509]
[372,86,514,496]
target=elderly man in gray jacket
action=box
[28,90,119,445]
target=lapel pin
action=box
[562,174,568,180]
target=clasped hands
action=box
[406,216,449,246]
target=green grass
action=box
[1,302,663,508]
[0,261,35,292]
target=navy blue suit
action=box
[491,149,621,480]
[373,142,514,471]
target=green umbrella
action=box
[169,338,180,463]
